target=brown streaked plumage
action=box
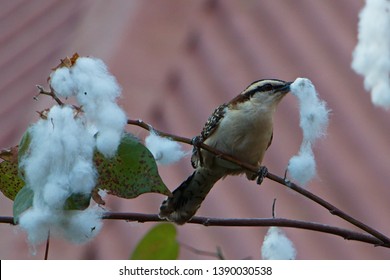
[159,79,291,224]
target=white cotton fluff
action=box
[351,0,390,109]
[60,207,103,244]
[261,227,297,260]
[49,56,127,158]
[18,207,54,247]
[18,105,101,247]
[287,145,316,187]
[19,56,128,248]
[291,79,329,142]
[145,131,188,165]
[85,101,127,158]
[21,106,96,199]
[49,67,75,98]
[19,207,103,248]
[287,78,330,186]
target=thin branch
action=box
[44,231,50,260]
[0,216,15,225]
[102,212,390,248]
[35,85,64,106]
[272,198,277,219]
[1,212,389,248]
[126,118,390,246]
[267,173,390,245]
[127,119,192,144]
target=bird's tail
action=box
[159,168,223,224]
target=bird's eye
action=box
[262,83,273,91]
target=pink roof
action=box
[1,0,390,259]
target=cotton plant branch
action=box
[104,213,390,248]
[0,214,387,248]
[127,118,390,246]
[102,212,385,247]
[35,85,64,106]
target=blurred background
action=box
[1,0,390,259]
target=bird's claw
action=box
[256,166,268,185]
[191,136,204,166]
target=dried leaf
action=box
[51,53,80,71]
[0,146,18,164]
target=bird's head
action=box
[242,79,292,106]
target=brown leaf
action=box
[0,146,19,164]
[51,53,80,71]
[91,188,106,205]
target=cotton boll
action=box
[288,78,329,186]
[22,105,95,192]
[19,208,53,247]
[290,78,330,143]
[299,101,329,142]
[287,145,316,186]
[49,67,76,98]
[18,105,99,247]
[81,101,127,156]
[72,57,121,101]
[372,82,390,108]
[96,129,122,158]
[91,103,127,158]
[41,176,71,209]
[93,102,127,131]
[19,55,129,247]
[88,74,121,101]
[145,131,188,165]
[73,57,109,78]
[68,159,97,194]
[352,0,390,109]
[261,227,297,260]
[50,56,126,158]
[61,207,103,244]
[68,56,126,157]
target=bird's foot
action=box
[191,136,204,166]
[256,166,268,185]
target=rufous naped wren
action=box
[159,79,291,224]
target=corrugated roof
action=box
[1,0,390,259]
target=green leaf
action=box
[13,185,33,224]
[18,128,31,164]
[131,223,179,260]
[94,133,171,199]
[63,193,91,210]
[17,128,32,181]
[0,160,25,201]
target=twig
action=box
[0,216,15,225]
[267,173,390,245]
[102,212,389,248]
[127,119,192,144]
[126,118,390,246]
[1,212,389,248]
[272,198,277,219]
[35,85,64,106]
[44,231,50,260]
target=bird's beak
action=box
[279,81,292,94]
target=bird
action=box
[159,79,292,224]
